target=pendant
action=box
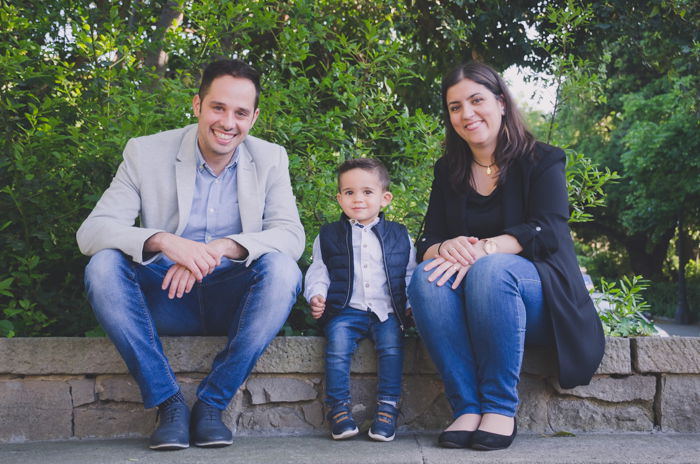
[486,166,492,175]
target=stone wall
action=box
[1,336,699,443]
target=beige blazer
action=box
[76,124,305,266]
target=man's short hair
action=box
[337,158,390,192]
[198,59,261,108]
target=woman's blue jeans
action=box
[324,308,403,407]
[84,249,301,410]
[407,253,551,418]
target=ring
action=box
[452,264,459,271]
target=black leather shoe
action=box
[438,430,474,448]
[470,420,517,451]
[190,400,233,448]
[149,402,190,450]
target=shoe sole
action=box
[332,427,359,440]
[193,439,234,448]
[471,443,509,451]
[438,440,467,448]
[368,430,395,442]
[149,442,190,451]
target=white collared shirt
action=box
[304,218,416,322]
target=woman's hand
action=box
[437,236,481,266]
[424,257,470,289]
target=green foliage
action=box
[566,150,620,223]
[595,276,657,337]
[0,0,617,336]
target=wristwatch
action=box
[482,239,497,255]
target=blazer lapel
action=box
[174,126,198,235]
[236,142,260,232]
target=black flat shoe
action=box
[470,421,517,451]
[438,430,474,448]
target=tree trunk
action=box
[674,209,691,323]
[144,0,184,75]
[625,231,672,281]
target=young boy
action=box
[304,158,416,442]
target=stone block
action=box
[547,397,653,432]
[162,336,223,372]
[400,376,446,427]
[597,337,632,374]
[0,379,72,442]
[0,337,126,375]
[521,346,557,377]
[551,375,656,402]
[236,405,319,435]
[246,376,318,405]
[412,341,438,374]
[68,378,95,407]
[254,337,325,374]
[516,375,552,433]
[74,403,155,438]
[222,390,245,433]
[96,375,142,403]
[301,402,324,428]
[176,374,205,405]
[633,337,700,373]
[658,374,700,432]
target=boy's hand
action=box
[309,295,326,319]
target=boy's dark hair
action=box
[198,59,261,108]
[337,158,390,192]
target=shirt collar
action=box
[348,216,380,229]
[194,138,239,176]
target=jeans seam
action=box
[198,263,258,400]
[130,262,179,403]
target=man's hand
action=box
[206,238,249,261]
[145,233,220,281]
[162,264,197,299]
[309,295,326,319]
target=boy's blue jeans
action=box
[324,308,403,407]
[407,254,551,418]
[84,249,301,410]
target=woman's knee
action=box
[408,260,438,298]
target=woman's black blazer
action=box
[417,142,605,389]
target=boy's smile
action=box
[336,168,393,225]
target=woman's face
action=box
[445,78,505,156]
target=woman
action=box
[407,62,605,451]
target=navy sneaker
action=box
[368,402,399,442]
[327,403,359,440]
[149,402,190,450]
[190,400,233,448]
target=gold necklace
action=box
[473,158,496,175]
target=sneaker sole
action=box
[149,442,190,451]
[332,427,359,440]
[193,439,234,448]
[368,430,395,442]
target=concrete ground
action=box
[654,319,700,337]
[2,433,699,464]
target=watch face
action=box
[484,240,497,254]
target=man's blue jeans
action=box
[324,308,403,407]
[84,249,301,410]
[407,254,551,418]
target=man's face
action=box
[192,75,259,163]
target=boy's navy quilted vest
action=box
[317,213,410,329]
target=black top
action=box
[466,187,504,239]
[417,142,605,389]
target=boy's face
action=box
[336,168,392,225]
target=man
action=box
[77,59,304,450]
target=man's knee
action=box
[85,249,130,289]
[254,252,302,292]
